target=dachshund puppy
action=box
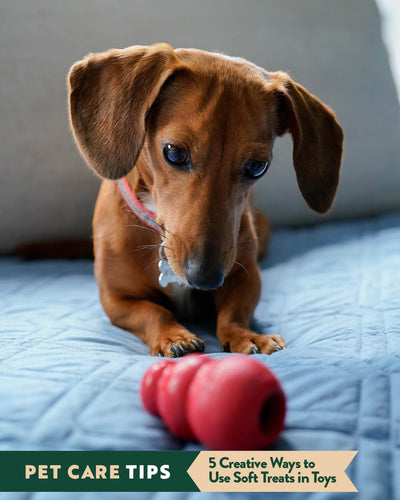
[68,43,343,357]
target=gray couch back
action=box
[1,0,399,253]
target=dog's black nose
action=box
[184,257,225,290]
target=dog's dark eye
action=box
[241,160,270,181]
[162,144,191,171]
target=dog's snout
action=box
[184,257,225,291]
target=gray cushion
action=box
[0,0,399,252]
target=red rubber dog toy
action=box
[140,355,286,450]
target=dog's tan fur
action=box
[68,43,343,357]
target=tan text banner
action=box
[187,451,357,492]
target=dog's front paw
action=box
[221,328,286,355]
[151,330,205,358]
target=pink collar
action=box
[117,177,160,233]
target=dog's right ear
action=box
[68,43,179,179]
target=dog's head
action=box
[68,43,343,290]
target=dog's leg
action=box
[254,210,271,260]
[100,291,205,357]
[215,263,286,355]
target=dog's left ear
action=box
[68,43,180,179]
[268,72,344,213]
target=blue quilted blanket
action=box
[1,212,400,500]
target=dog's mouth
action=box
[161,245,226,291]
[135,186,229,291]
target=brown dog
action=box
[68,43,343,357]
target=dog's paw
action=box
[222,329,286,355]
[151,332,205,358]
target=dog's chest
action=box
[166,284,216,323]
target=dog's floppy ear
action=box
[68,43,179,179]
[268,72,344,213]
